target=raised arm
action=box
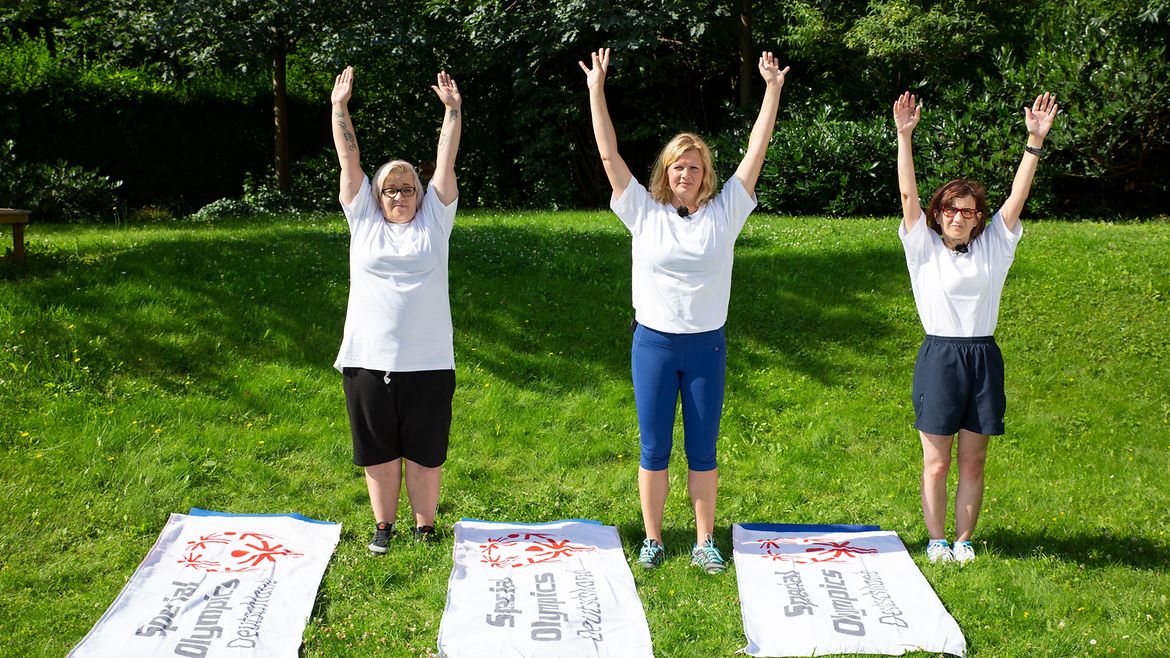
[734,52,790,197]
[998,92,1059,232]
[578,48,632,199]
[331,66,365,206]
[893,92,923,232]
[430,71,462,206]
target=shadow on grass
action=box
[984,528,1169,571]
[451,222,911,392]
[6,219,912,397]
[5,226,348,394]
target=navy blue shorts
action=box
[911,335,1006,436]
[342,367,455,468]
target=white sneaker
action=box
[926,540,954,564]
[953,541,975,565]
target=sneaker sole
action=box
[368,543,388,554]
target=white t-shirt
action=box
[612,176,756,333]
[333,176,458,372]
[899,210,1022,337]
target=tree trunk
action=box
[272,34,290,194]
[738,0,754,109]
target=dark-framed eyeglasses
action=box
[941,206,979,219]
[381,186,417,199]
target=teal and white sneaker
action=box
[690,534,727,574]
[926,539,954,564]
[953,540,975,565]
[636,538,665,569]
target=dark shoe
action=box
[368,521,395,554]
[413,525,439,543]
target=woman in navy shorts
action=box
[580,48,790,573]
[893,90,1059,564]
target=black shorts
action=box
[342,367,456,468]
[911,335,1006,436]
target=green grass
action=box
[2,212,1168,657]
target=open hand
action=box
[331,66,354,106]
[578,48,610,90]
[1025,92,1059,140]
[892,92,921,136]
[758,52,790,88]
[431,71,461,109]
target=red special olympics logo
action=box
[478,532,597,569]
[751,537,878,564]
[177,531,304,573]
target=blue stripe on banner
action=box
[736,523,881,532]
[458,517,605,526]
[187,507,338,525]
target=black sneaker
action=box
[412,525,439,543]
[368,521,395,554]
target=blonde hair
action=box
[648,132,717,207]
[370,160,424,208]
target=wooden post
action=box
[0,208,30,264]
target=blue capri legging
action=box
[631,323,727,472]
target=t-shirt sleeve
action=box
[984,210,1022,261]
[420,182,458,238]
[899,210,931,266]
[610,177,651,235]
[341,176,376,232]
[720,176,757,235]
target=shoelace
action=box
[639,541,662,562]
[693,543,724,566]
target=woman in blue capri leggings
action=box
[580,47,790,573]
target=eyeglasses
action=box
[381,186,417,199]
[941,206,980,219]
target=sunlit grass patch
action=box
[1,213,1168,657]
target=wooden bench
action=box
[0,208,30,264]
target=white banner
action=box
[70,509,340,658]
[438,519,653,658]
[733,524,966,657]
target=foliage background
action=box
[1,0,1168,220]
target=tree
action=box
[101,0,394,193]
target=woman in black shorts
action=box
[330,66,462,552]
[892,90,1058,564]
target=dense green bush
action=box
[747,103,893,216]
[290,150,341,212]
[2,2,1167,217]
[748,0,1169,217]
[997,2,1170,214]
[0,140,121,222]
[190,174,300,221]
[0,34,323,218]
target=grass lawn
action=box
[1,211,1167,657]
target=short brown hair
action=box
[926,179,990,241]
[648,132,717,207]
